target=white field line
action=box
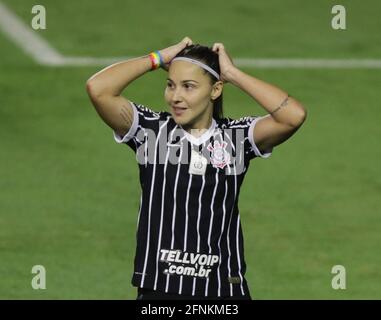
[60,56,381,69]
[1,1,381,69]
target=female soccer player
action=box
[86,37,307,300]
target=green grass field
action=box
[1,0,380,299]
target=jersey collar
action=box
[179,118,217,146]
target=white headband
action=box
[171,57,220,80]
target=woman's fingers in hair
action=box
[159,37,193,65]
[181,37,193,47]
[212,43,225,52]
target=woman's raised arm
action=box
[86,37,193,137]
[86,57,151,137]
[212,43,307,153]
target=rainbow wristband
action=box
[149,51,164,70]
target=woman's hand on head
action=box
[159,37,193,71]
[212,43,236,83]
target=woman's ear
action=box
[211,81,223,100]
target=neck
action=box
[182,111,213,138]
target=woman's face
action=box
[165,60,222,128]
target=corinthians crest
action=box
[207,140,231,169]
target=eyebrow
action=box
[167,78,199,84]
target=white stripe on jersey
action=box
[224,131,237,296]
[144,130,148,167]
[153,126,178,290]
[217,178,228,296]
[192,173,206,296]
[205,130,225,296]
[205,170,219,296]
[137,194,143,228]
[140,118,170,287]
[226,204,234,295]
[227,131,245,295]
[178,173,193,295]
[165,137,184,293]
[215,119,231,296]
[236,214,245,295]
[228,124,252,129]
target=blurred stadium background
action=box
[0,0,380,299]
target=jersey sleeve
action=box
[112,101,163,152]
[228,116,273,160]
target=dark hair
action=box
[174,44,223,120]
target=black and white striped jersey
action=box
[113,101,272,298]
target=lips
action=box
[172,106,187,116]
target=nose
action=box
[171,87,183,104]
